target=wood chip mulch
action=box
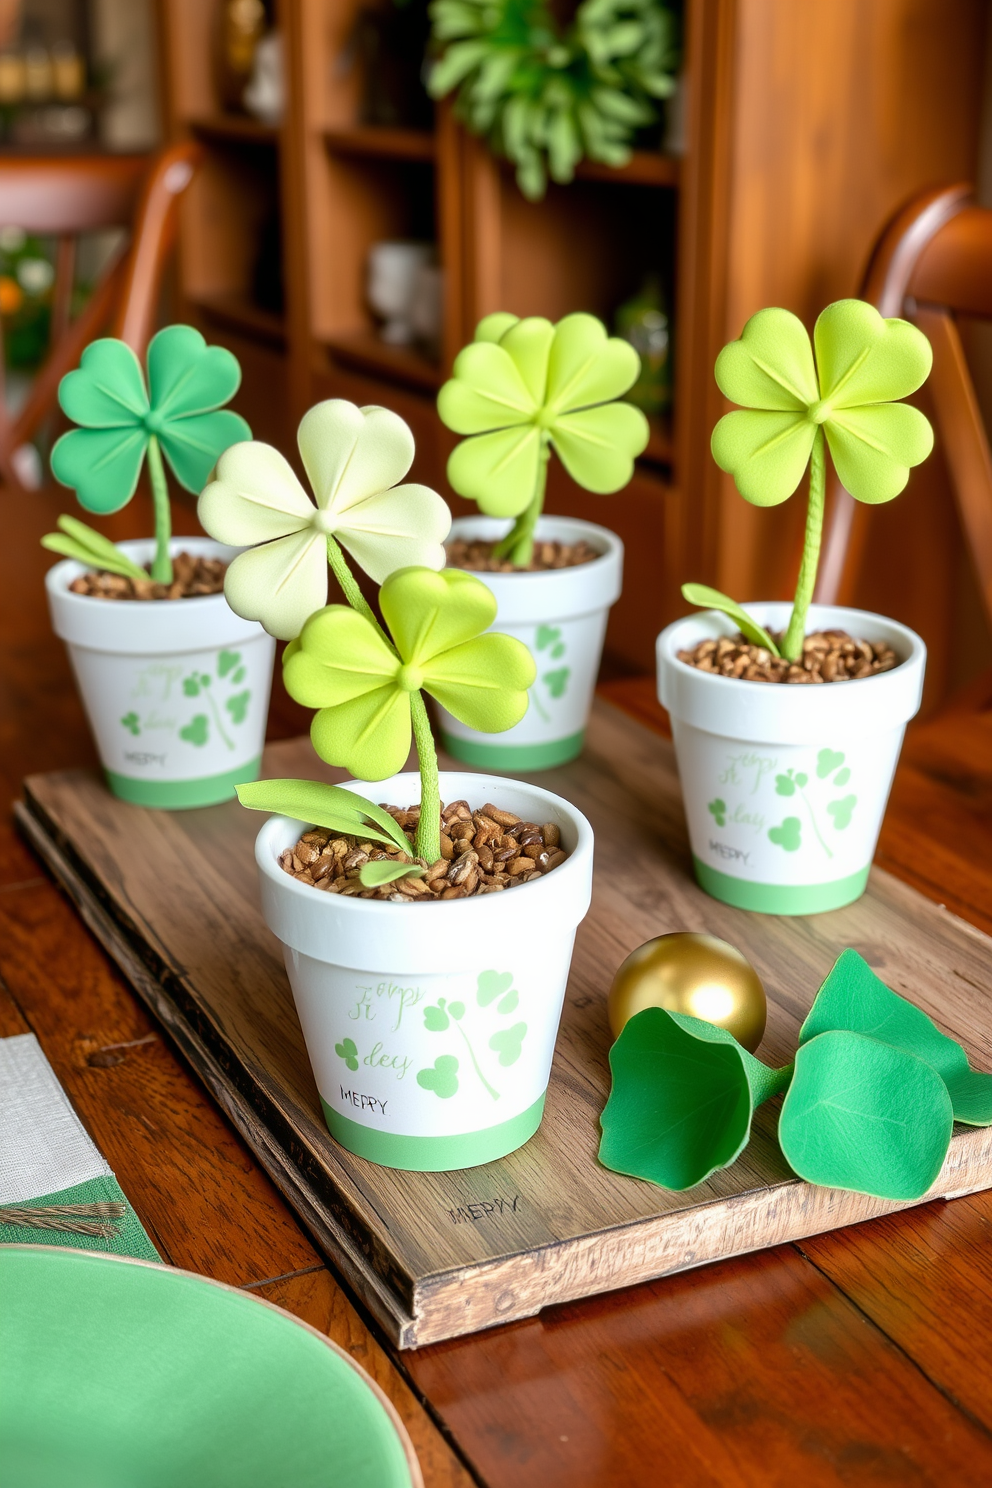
[68,552,227,601]
[677,629,901,683]
[280,799,569,903]
[446,537,600,573]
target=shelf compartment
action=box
[324,127,436,163]
[189,292,287,348]
[324,331,442,393]
[574,151,680,187]
[188,114,280,147]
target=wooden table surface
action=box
[5,488,992,1488]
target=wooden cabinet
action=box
[157,0,987,694]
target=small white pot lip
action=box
[658,601,925,693]
[44,534,237,613]
[254,769,594,918]
[446,513,622,577]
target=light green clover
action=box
[711,299,933,508]
[199,399,451,641]
[438,311,648,565]
[284,566,536,780]
[48,324,250,584]
[684,299,934,660]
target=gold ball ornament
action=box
[607,932,767,1052]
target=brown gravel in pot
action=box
[677,629,900,684]
[68,551,227,601]
[279,798,569,902]
[446,537,600,573]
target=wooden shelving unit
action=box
[157,0,987,687]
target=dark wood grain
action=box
[18,698,992,1348]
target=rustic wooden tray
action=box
[16,699,992,1349]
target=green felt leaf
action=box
[283,607,399,707]
[680,584,780,655]
[50,425,149,513]
[813,300,932,409]
[800,949,992,1125]
[500,316,555,405]
[57,338,149,427]
[310,685,413,780]
[146,324,243,419]
[822,402,933,506]
[41,515,148,580]
[358,859,426,887]
[438,342,535,434]
[778,1030,953,1201]
[551,402,648,493]
[545,312,640,412]
[380,567,496,667]
[474,312,520,344]
[710,408,816,507]
[424,632,535,731]
[157,409,252,494]
[599,1008,791,1191]
[446,423,543,515]
[715,307,818,411]
[235,779,410,852]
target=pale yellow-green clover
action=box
[438,311,648,565]
[284,566,535,786]
[199,399,451,641]
[686,299,934,661]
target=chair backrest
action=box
[0,142,200,490]
[815,183,992,636]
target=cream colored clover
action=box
[198,399,451,640]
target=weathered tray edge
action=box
[17,783,992,1349]
[13,798,421,1349]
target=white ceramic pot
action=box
[656,602,926,915]
[46,537,276,810]
[438,515,623,772]
[256,770,594,1171]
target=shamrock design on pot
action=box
[765,752,857,855]
[199,400,451,641]
[418,971,528,1101]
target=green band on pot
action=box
[692,857,870,916]
[320,1094,546,1171]
[105,757,262,811]
[440,730,584,772]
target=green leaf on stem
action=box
[598,1007,792,1191]
[235,778,411,853]
[358,859,427,888]
[680,583,780,656]
[42,514,148,581]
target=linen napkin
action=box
[0,1032,159,1259]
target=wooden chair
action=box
[0,141,201,492]
[815,182,992,643]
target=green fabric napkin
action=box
[0,1033,158,1261]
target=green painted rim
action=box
[441,730,584,772]
[693,856,871,915]
[321,1094,546,1171]
[105,756,262,810]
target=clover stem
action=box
[782,427,825,662]
[146,435,173,585]
[410,689,442,863]
[325,535,395,651]
[492,434,550,567]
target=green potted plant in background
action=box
[656,299,933,913]
[437,309,648,770]
[200,398,595,1172]
[41,324,276,810]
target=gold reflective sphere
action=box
[608,932,766,1052]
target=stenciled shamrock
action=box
[44,325,250,586]
[280,566,534,861]
[437,311,648,566]
[198,399,451,641]
[683,299,934,661]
